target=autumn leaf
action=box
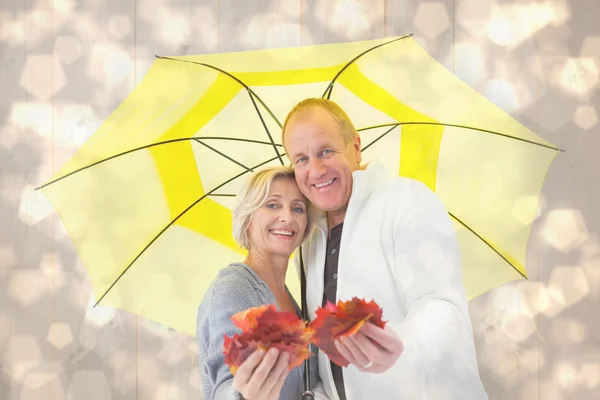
[309,297,386,367]
[224,304,314,375]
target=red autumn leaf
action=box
[309,297,386,367]
[224,304,314,375]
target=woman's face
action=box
[246,177,309,259]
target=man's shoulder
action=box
[371,174,437,204]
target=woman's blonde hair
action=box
[231,166,319,250]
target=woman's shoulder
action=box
[213,262,261,292]
[199,263,266,316]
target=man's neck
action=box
[327,209,346,233]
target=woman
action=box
[196,166,326,400]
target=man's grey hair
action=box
[231,166,319,250]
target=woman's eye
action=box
[267,203,277,209]
[293,207,305,213]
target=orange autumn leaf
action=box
[309,297,387,367]
[230,304,270,331]
[224,304,314,375]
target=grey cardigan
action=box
[196,262,322,400]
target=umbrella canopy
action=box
[39,35,560,336]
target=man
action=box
[282,98,488,400]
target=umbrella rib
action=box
[360,124,399,152]
[448,212,527,280]
[357,122,563,152]
[356,122,530,279]
[35,137,283,190]
[247,91,284,166]
[93,153,285,307]
[194,138,253,172]
[155,55,283,128]
[321,34,413,99]
[355,121,534,279]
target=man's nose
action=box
[308,158,326,177]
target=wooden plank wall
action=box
[1,0,598,399]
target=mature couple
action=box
[196,99,489,400]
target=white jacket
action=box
[295,162,488,400]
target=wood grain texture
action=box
[1,1,598,399]
[302,0,385,45]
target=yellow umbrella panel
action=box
[39,35,560,336]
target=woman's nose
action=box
[279,210,292,224]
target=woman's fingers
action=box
[263,351,290,398]
[268,358,291,400]
[232,348,266,392]
[232,347,292,400]
[243,348,281,398]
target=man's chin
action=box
[312,199,343,213]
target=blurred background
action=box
[0,0,598,399]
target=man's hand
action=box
[232,348,290,400]
[334,322,403,373]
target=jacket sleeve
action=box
[293,250,331,400]
[197,274,263,400]
[388,180,471,371]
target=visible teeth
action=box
[271,230,293,236]
[315,179,334,188]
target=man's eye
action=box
[296,157,307,164]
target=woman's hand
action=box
[232,347,290,400]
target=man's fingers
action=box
[361,323,403,354]
[232,348,266,390]
[350,331,385,362]
[335,337,370,367]
[343,335,372,367]
[335,339,358,366]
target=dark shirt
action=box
[322,222,346,400]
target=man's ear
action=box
[353,135,362,164]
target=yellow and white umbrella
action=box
[38,35,561,336]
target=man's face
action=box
[284,106,362,221]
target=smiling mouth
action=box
[270,229,294,237]
[314,178,335,189]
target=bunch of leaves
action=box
[308,297,386,367]
[223,304,315,375]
